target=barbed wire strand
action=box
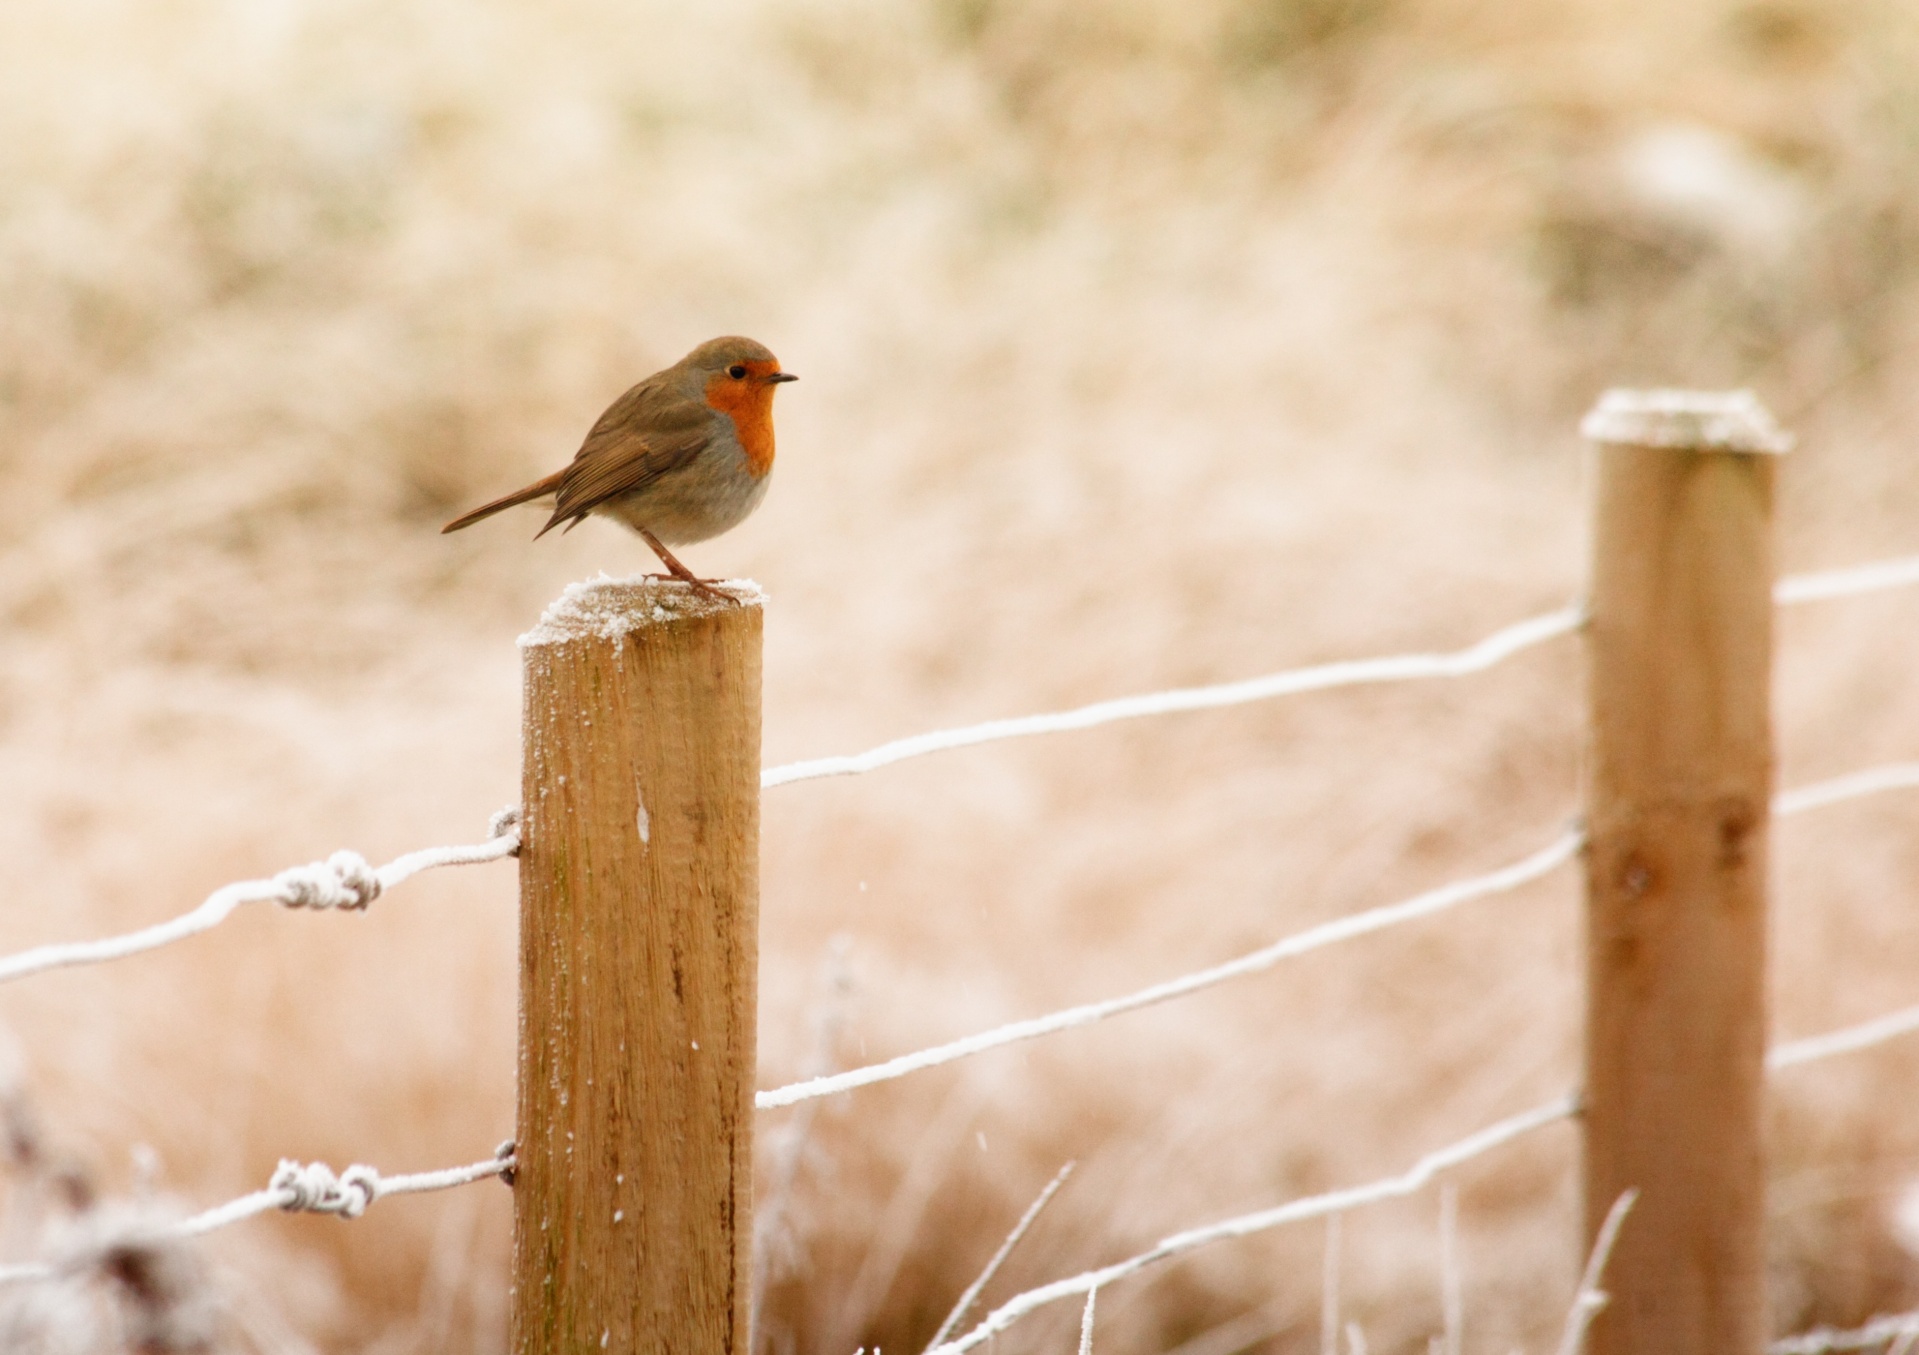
[1774,763,1919,817]
[759,607,1585,789]
[0,810,520,986]
[1771,1309,1919,1355]
[759,757,1919,1112]
[1770,1003,1919,1071]
[760,549,1919,794]
[756,830,1584,1110]
[1774,553,1919,605]
[925,1095,1582,1355]
[0,1147,514,1286]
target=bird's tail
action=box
[441,469,568,534]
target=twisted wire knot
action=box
[271,1160,380,1218]
[489,806,522,854]
[274,851,382,911]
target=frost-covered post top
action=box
[518,574,765,649]
[1580,389,1793,455]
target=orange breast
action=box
[703,366,781,477]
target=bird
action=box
[442,335,796,598]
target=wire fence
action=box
[4,549,1918,1350]
[12,552,1913,996]
[0,1148,516,1286]
[0,809,521,986]
[7,553,1913,994]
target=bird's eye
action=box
[727,364,748,380]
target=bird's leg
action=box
[637,527,734,604]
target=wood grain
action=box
[513,579,763,1355]
[1583,434,1776,1355]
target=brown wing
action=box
[537,378,716,537]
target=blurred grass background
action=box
[2,0,1919,1350]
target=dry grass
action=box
[3,0,1919,1350]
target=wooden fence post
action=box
[1580,390,1790,1355]
[513,578,763,1355]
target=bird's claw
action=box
[642,572,738,605]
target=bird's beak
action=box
[767,372,799,384]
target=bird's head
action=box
[685,336,797,403]
[685,336,794,475]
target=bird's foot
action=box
[642,570,737,605]
[635,528,739,605]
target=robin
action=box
[442,335,796,598]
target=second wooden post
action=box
[1580,390,1789,1355]
[513,578,763,1355]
